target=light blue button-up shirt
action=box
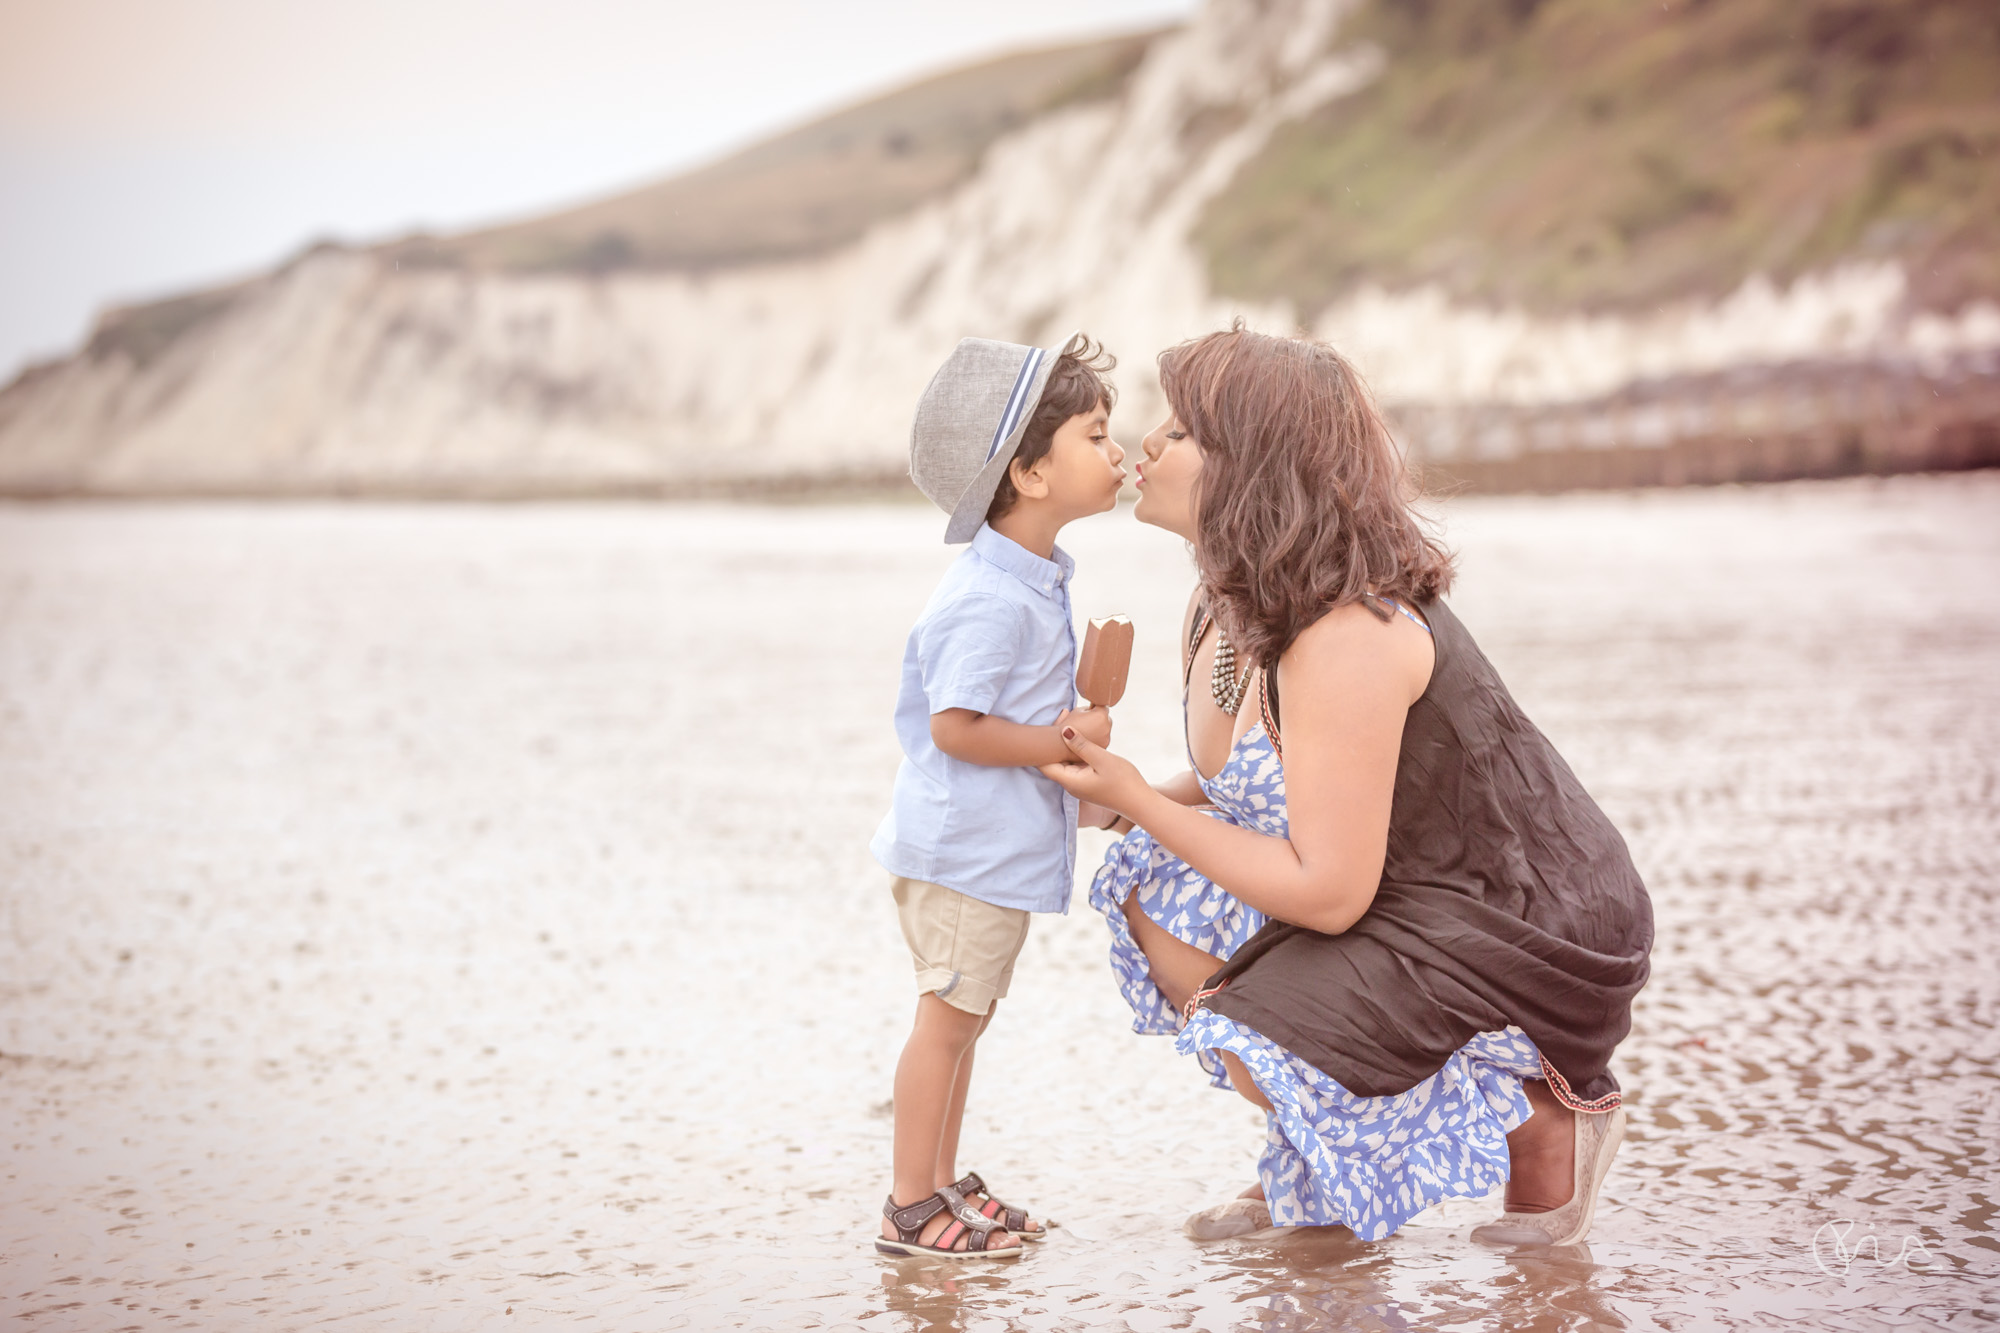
[871,525,1080,913]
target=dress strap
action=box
[1259,667,1282,757]
[1256,597,1426,755]
[1184,601,1213,692]
[1371,594,1432,635]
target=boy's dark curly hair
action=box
[985,333,1117,522]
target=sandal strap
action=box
[883,1191,947,1240]
[952,1172,1029,1232]
[981,1197,1029,1232]
[884,1188,1006,1253]
[933,1184,998,1231]
[935,1185,1005,1251]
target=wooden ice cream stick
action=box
[1076,615,1134,708]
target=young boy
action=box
[871,333,1126,1259]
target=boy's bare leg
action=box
[933,1005,993,1188]
[883,993,1019,1250]
[1121,896,1271,1113]
[932,1005,1047,1234]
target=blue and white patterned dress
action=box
[1089,665,1547,1241]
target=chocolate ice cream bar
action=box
[1076,615,1134,707]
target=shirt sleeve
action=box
[917,594,1024,717]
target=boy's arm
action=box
[931,705,1111,768]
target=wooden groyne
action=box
[1397,354,2000,493]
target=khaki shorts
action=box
[891,877,1032,1016]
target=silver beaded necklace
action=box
[1209,628,1249,717]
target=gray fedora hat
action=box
[910,332,1077,543]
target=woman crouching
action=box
[1048,326,1653,1246]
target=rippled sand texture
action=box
[3,475,1997,1330]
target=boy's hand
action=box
[1056,705,1111,750]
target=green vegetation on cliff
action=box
[1197,0,2000,316]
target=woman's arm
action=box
[1152,768,1208,806]
[1042,603,1432,934]
[1082,768,1206,831]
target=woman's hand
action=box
[1039,729,1153,817]
[1055,704,1111,749]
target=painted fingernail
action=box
[1062,727,1076,740]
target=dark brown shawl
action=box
[1199,598,1652,1106]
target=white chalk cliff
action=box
[4,0,1996,495]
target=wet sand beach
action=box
[3,474,1997,1330]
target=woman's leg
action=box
[1502,1077,1577,1212]
[1120,896,1271,1112]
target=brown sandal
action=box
[951,1172,1049,1241]
[876,1186,1022,1260]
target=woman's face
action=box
[1132,412,1202,540]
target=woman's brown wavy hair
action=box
[1159,324,1452,668]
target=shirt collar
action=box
[972,524,1073,598]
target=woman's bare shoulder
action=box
[1283,601,1434,705]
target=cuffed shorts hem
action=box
[913,965,1006,1017]
[892,876,1031,1017]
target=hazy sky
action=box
[0,0,1195,378]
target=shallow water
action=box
[2,474,1996,1330]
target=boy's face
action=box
[1019,405,1125,520]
